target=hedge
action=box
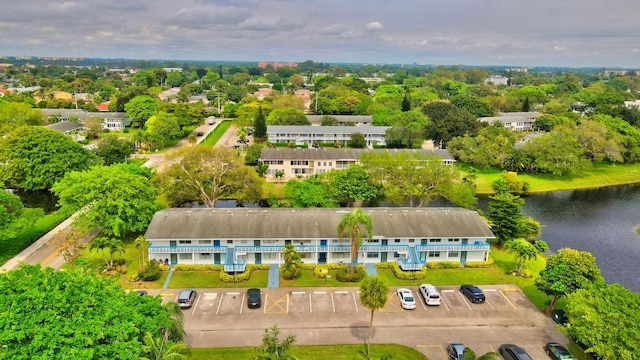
[463,258,494,268]
[426,261,461,269]
[173,264,222,271]
[219,264,270,283]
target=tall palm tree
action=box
[106,238,125,267]
[359,276,389,357]
[162,301,186,342]
[139,332,187,360]
[89,237,111,267]
[237,127,248,144]
[134,236,148,271]
[337,208,372,275]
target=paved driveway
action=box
[142,284,569,359]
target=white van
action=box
[419,284,442,306]
[206,116,216,125]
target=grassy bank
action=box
[201,120,232,147]
[468,163,640,194]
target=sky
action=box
[1,0,639,68]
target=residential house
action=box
[252,88,273,100]
[624,100,640,110]
[294,89,312,112]
[41,109,130,130]
[485,75,509,85]
[45,121,84,135]
[144,207,494,272]
[479,112,541,131]
[259,148,455,181]
[267,125,390,147]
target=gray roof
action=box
[259,148,455,162]
[144,207,494,241]
[41,109,127,120]
[45,121,84,133]
[268,125,390,135]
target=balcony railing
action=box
[416,243,490,253]
[148,246,227,254]
[223,260,247,273]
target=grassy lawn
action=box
[469,162,640,194]
[167,270,269,289]
[201,120,232,146]
[188,343,426,360]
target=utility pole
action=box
[217,93,221,113]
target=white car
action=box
[396,288,417,310]
[419,284,442,306]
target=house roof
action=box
[259,148,455,162]
[144,207,494,241]
[267,125,390,135]
[306,115,373,124]
[45,121,84,133]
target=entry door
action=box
[381,239,388,246]
[319,252,327,263]
[381,252,388,262]
[170,253,177,264]
[255,253,262,264]
[214,240,220,247]
[461,251,467,264]
[214,253,220,264]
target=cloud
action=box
[366,21,384,31]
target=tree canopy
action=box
[0,126,99,190]
[51,163,158,237]
[0,264,177,360]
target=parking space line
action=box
[330,292,335,312]
[500,290,517,309]
[458,292,473,310]
[264,293,288,314]
[216,293,224,315]
[335,291,347,294]
[419,296,427,311]
[191,293,201,316]
[441,297,450,311]
[352,293,359,312]
[239,293,245,314]
[485,298,495,310]
[291,291,305,295]
[380,292,403,312]
[416,344,447,358]
[160,293,174,297]
[227,292,240,295]
[313,291,326,294]
[309,293,313,313]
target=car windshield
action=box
[404,296,414,302]
[429,294,440,299]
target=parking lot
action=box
[152,285,566,359]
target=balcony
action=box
[223,260,247,273]
[148,246,226,254]
[396,258,423,271]
[417,243,490,253]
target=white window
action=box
[429,239,442,243]
[200,253,212,259]
[263,240,276,244]
[179,253,193,260]
[263,253,277,260]
[332,252,349,259]
[428,252,441,258]
[394,239,401,243]
[227,240,233,244]
[199,240,212,244]
[367,252,379,259]
[178,240,192,244]
[448,252,459,258]
[448,238,458,242]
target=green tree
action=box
[461,348,501,360]
[521,97,530,112]
[125,95,158,128]
[139,332,187,360]
[267,107,310,125]
[92,136,135,166]
[503,239,539,274]
[359,276,389,357]
[84,116,104,139]
[401,89,411,112]
[0,184,43,239]
[51,164,158,237]
[422,101,481,148]
[245,144,264,165]
[225,85,246,102]
[451,95,495,117]
[320,115,338,126]
[135,236,148,271]
[284,177,337,208]
[252,325,298,360]
[0,264,178,359]
[349,132,366,148]
[566,283,640,360]
[254,106,267,139]
[89,236,125,267]
[0,101,44,135]
[360,150,475,208]
[145,112,183,148]
[157,146,262,208]
[535,248,603,315]
[0,126,99,191]
[237,127,249,144]
[281,243,302,280]
[325,165,381,207]
[523,128,590,176]
[487,192,525,244]
[337,208,373,276]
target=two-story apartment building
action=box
[267,125,390,147]
[41,109,130,130]
[306,115,373,126]
[144,207,494,272]
[479,112,541,131]
[259,148,455,180]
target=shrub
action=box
[335,266,365,282]
[173,264,222,271]
[138,261,161,281]
[426,261,461,269]
[219,269,251,283]
[123,128,130,133]
[389,262,427,280]
[314,265,329,279]
[464,258,494,268]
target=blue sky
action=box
[1,0,639,67]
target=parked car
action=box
[460,284,485,303]
[177,289,197,309]
[551,309,569,325]
[419,284,441,306]
[133,290,148,296]
[247,288,262,309]
[545,343,575,360]
[446,342,466,360]
[196,131,204,136]
[396,288,416,310]
[499,344,533,360]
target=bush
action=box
[219,269,251,283]
[173,264,222,271]
[464,258,494,268]
[314,265,329,279]
[426,261,461,269]
[335,266,365,282]
[138,261,162,281]
[123,128,130,133]
[388,262,427,280]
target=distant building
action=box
[294,89,312,111]
[267,125,390,147]
[259,148,455,181]
[624,100,640,110]
[485,75,509,85]
[479,112,541,131]
[306,115,373,126]
[252,88,273,100]
[41,109,130,130]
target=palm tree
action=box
[252,325,298,360]
[89,237,111,267]
[139,332,187,360]
[281,243,301,280]
[237,127,248,144]
[462,347,501,360]
[106,238,125,267]
[134,236,148,271]
[162,301,186,342]
[359,276,389,357]
[337,208,372,275]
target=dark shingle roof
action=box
[45,121,84,133]
[144,207,494,241]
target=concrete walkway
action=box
[268,264,280,288]
[162,269,175,289]
[365,263,377,276]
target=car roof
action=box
[449,342,466,351]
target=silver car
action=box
[177,289,197,309]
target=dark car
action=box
[551,309,569,324]
[460,284,485,303]
[446,342,466,360]
[177,289,197,309]
[134,290,148,296]
[247,288,262,309]
[545,343,575,360]
[196,131,204,136]
[499,344,533,360]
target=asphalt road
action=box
[142,284,569,359]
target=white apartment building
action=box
[267,125,390,147]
